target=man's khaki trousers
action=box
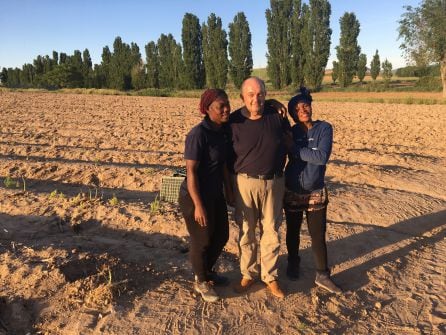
[235,174,285,283]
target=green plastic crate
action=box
[160,176,185,203]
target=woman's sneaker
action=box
[315,272,342,294]
[193,280,219,302]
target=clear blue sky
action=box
[0,0,421,70]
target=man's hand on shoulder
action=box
[265,99,287,118]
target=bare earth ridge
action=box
[0,91,445,334]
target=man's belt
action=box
[239,172,283,180]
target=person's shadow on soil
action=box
[279,209,446,295]
[0,211,194,333]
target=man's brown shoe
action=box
[266,280,285,298]
[234,278,255,293]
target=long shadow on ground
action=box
[0,212,190,334]
[282,209,446,295]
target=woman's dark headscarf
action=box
[199,89,228,115]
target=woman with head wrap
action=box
[284,87,342,294]
[178,89,232,302]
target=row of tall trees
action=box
[329,12,396,87]
[263,1,399,90]
[332,50,394,84]
[330,0,445,94]
[264,1,386,90]
[266,0,332,90]
[3,1,442,93]
[1,12,253,90]
[0,50,93,89]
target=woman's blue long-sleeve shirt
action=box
[285,120,333,193]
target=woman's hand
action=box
[186,159,207,226]
[194,204,208,227]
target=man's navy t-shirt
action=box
[184,116,230,198]
[228,106,287,175]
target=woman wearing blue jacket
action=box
[284,88,341,294]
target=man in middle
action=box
[229,76,288,299]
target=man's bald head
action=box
[240,76,267,117]
[240,76,266,96]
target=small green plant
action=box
[109,194,119,206]
[48,190,66,200]
[297,322,309,333]
[149,196,160,214]
[70,193,83,206]
[89,188,99,200]
[144,167,156,175]
[3,176,16,189]
[49,190,58,198]
[21,176,26,192]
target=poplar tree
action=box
[92,64,105,88]
[182,13,204,89]
[357,53,367,83]
[59,53,67,64]
[382,59,393,85]
[370,50,381,81]
[109,37,133,90]
[52,51,59,66]
[129,42,145,89]
[20,64,35,87]
[13,68,22,87]
[202,13,228,89]
[5,68,21,87]
[18,66,28,86]
[301,0,332,90]
[34,56,44,74]
[131,61,146,90]
[145,41,159,88]
[336,12,361,87]
[82,48,93,87]
[290,0,305,87]
[96,46,112,88]
[129,43,146,90]
[158,34,182,88]
[69,50,83,72]
[0,67,7,85]
[266,0,293,89]
[173,42,185,89]
[228,12,253,88]
[130,43,142,68]
[42,55,53,74]
[332,60,339,84]
[102,46,112,65]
